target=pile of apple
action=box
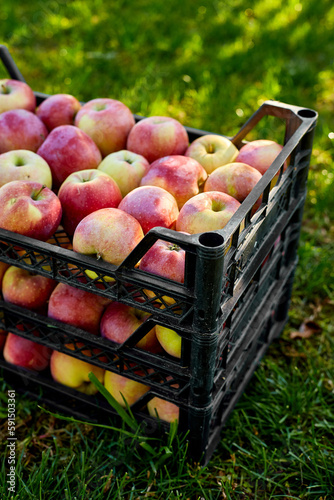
[0,78,285,422]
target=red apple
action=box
[185,134,239,174]
[100,302,161,353]
[126,116,189,163]
[235,139,285,182]
[58,169,123,236]
[73,208,144,274]
[0,109,48,154]
[2,265,56,312]
[74,98,135,157]
[140,155,207,209]
[50,344,105,395]
[0,180,62,241]
[36,93,81,131]
[104,370,150,408]
[118,186,179,234]
[3,332,52,371]
[37,125,102,189]
[138,238,186,305]
[176,191,241,234]
[97,149,150,197]
[0,79,36,113]
[139,239,185,283]
[0,149,53,189]
[48,283,110,336]
[147,396,179,423]
[204,162,262,214]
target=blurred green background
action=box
[0,1,333,498]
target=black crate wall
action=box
[0,45,318,464]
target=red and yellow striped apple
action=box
[118,185,179,234]
[58,169,122,236]
[100,302,161,353]
[140,155,207,209]
[72,208,144,273]
[37,125,102,189]
[204,162,262,214]
[0,180,62,241]
[4,332,52,371]
[104,370,150,407]
[2,266,56,313]
[48,283,110,336]
[235,139,286,187]
[127,116,189,164]
[147,396,179,423]
[75,98,135,157]
[0,109,48,154]
[0,79,36,113]
[176,191,241,234]
[36,93,81,131]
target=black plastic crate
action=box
[0,45,318,464]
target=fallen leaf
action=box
[290,320,322,339]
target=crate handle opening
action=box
[198,232,224,248]
[297,109,317,119]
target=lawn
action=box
[0,1,333,499]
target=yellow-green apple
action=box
[0,260,10,288]
[36,93,81,131]
[58,169,122,236]
[48,282,111,336]
[100,302,161,353]
[0,149,52,189]
[176,191,241,234]
[118,186,179,234]
[235,139,286,187]
[0,79,36,113]
[204,162,262,214]
[0,180,62,241]
[3,332,52,371]
[0,109,48,154]
[72,208,144,280]
[50,344,105,394]
[138,238,185,305]
[185,134,239,174]
[155,323,182,358]
[147,396,179,423]
[104,370,150,407]
[97,149,150,197]
[126,116,189,163]
[74,98,135,157]
[140,155,207,209]
[37,125,102,189]
[2,265,56,313]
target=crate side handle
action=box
[0,45,27,82]
[231,100,317,149]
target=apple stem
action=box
[31,185,47,200]
[168,243,181,252]
[1,83,10,95]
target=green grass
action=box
[1,1,334,498]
